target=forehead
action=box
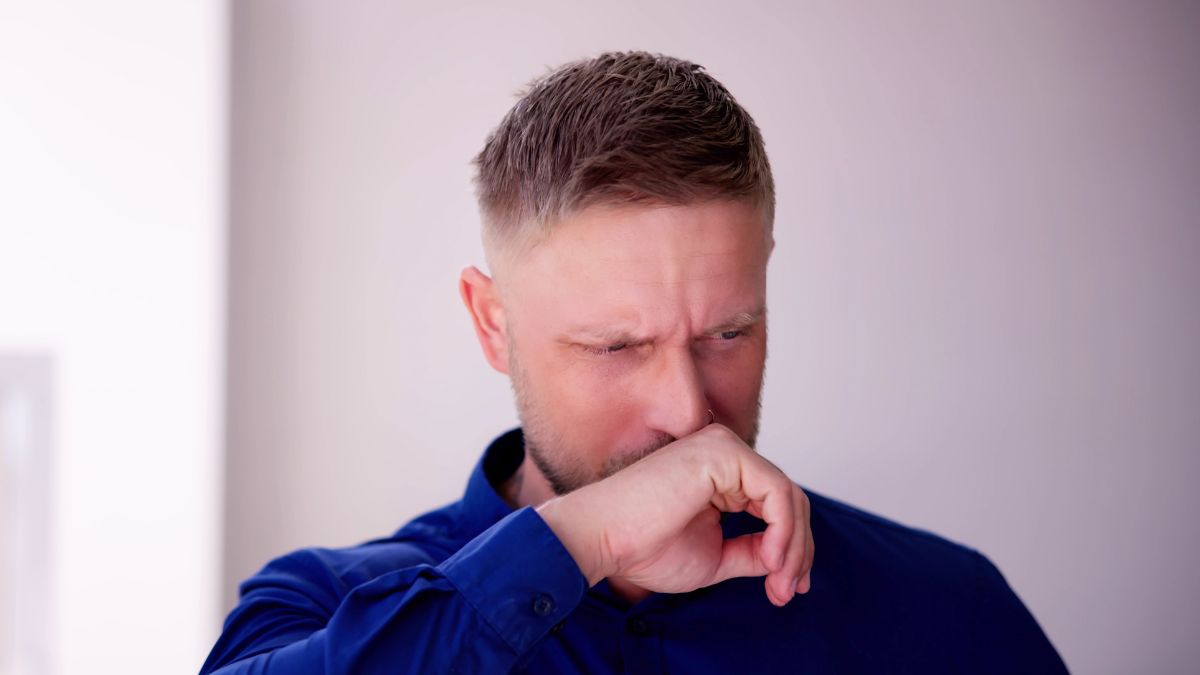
[505,200,771,332]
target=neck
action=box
[499,452,556,510]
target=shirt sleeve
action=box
[199,506,588,675]
[966,550,1070,674]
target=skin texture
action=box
[459,199,813,606]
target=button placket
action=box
[620,613,663,674]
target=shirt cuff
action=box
[441,506,588,656]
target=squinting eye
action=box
[719,330,744,340]
[585,342,627,356]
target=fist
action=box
[537,424,813,607]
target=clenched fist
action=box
[536,423,814,607]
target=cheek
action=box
[700,342,766,414]
[523,347,636,446]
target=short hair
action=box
[471,50,775,270]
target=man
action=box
[202,51,1067,674]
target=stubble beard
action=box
[507,342,764,497]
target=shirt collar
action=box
[457,427,524,541]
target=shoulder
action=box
[800,486,1033,642]
[797,488,1066,670]
[806,487,978,554]
[803,487,995,592]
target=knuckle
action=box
[776,473,794,495]
[701,422,738,445]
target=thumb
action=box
[710,531,772,585]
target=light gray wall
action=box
[225,2,1200,672]
[2,4,226,672]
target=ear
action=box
[459,266,510,374]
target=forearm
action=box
[202,507,587,674]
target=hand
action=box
[536,423,813,607]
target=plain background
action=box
[1,3,224,674]
[2,1,1197,673]
[226,2,1199,673]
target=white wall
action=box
[224,2,1200,673]
[0,3,226,673]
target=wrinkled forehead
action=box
[504,200,772,333]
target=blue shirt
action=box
[201,428,1068,674]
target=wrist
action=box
[535,496,610,586]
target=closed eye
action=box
[582,342,629,357]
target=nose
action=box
[640,345,711,440]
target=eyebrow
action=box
[560,325,645,346]
[703,306,766,335]
[561,305,766,345]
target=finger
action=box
[711,532,771,584]
[740,458,794,574]
[796,491,815,594]
[768,483,809,603]
[796,540,814,594]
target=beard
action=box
[507,340,763,496]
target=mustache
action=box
[603,432,678,477]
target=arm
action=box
[200,507,586,675]
[203,423,814,673]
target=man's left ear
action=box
[459,266,510,374]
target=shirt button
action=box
[627,617,649,636]
[532,594,555,617]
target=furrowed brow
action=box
[558,306,766,344]
[559,325,645,345]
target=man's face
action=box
[499,199,772,495]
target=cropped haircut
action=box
[471,51,775,270]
